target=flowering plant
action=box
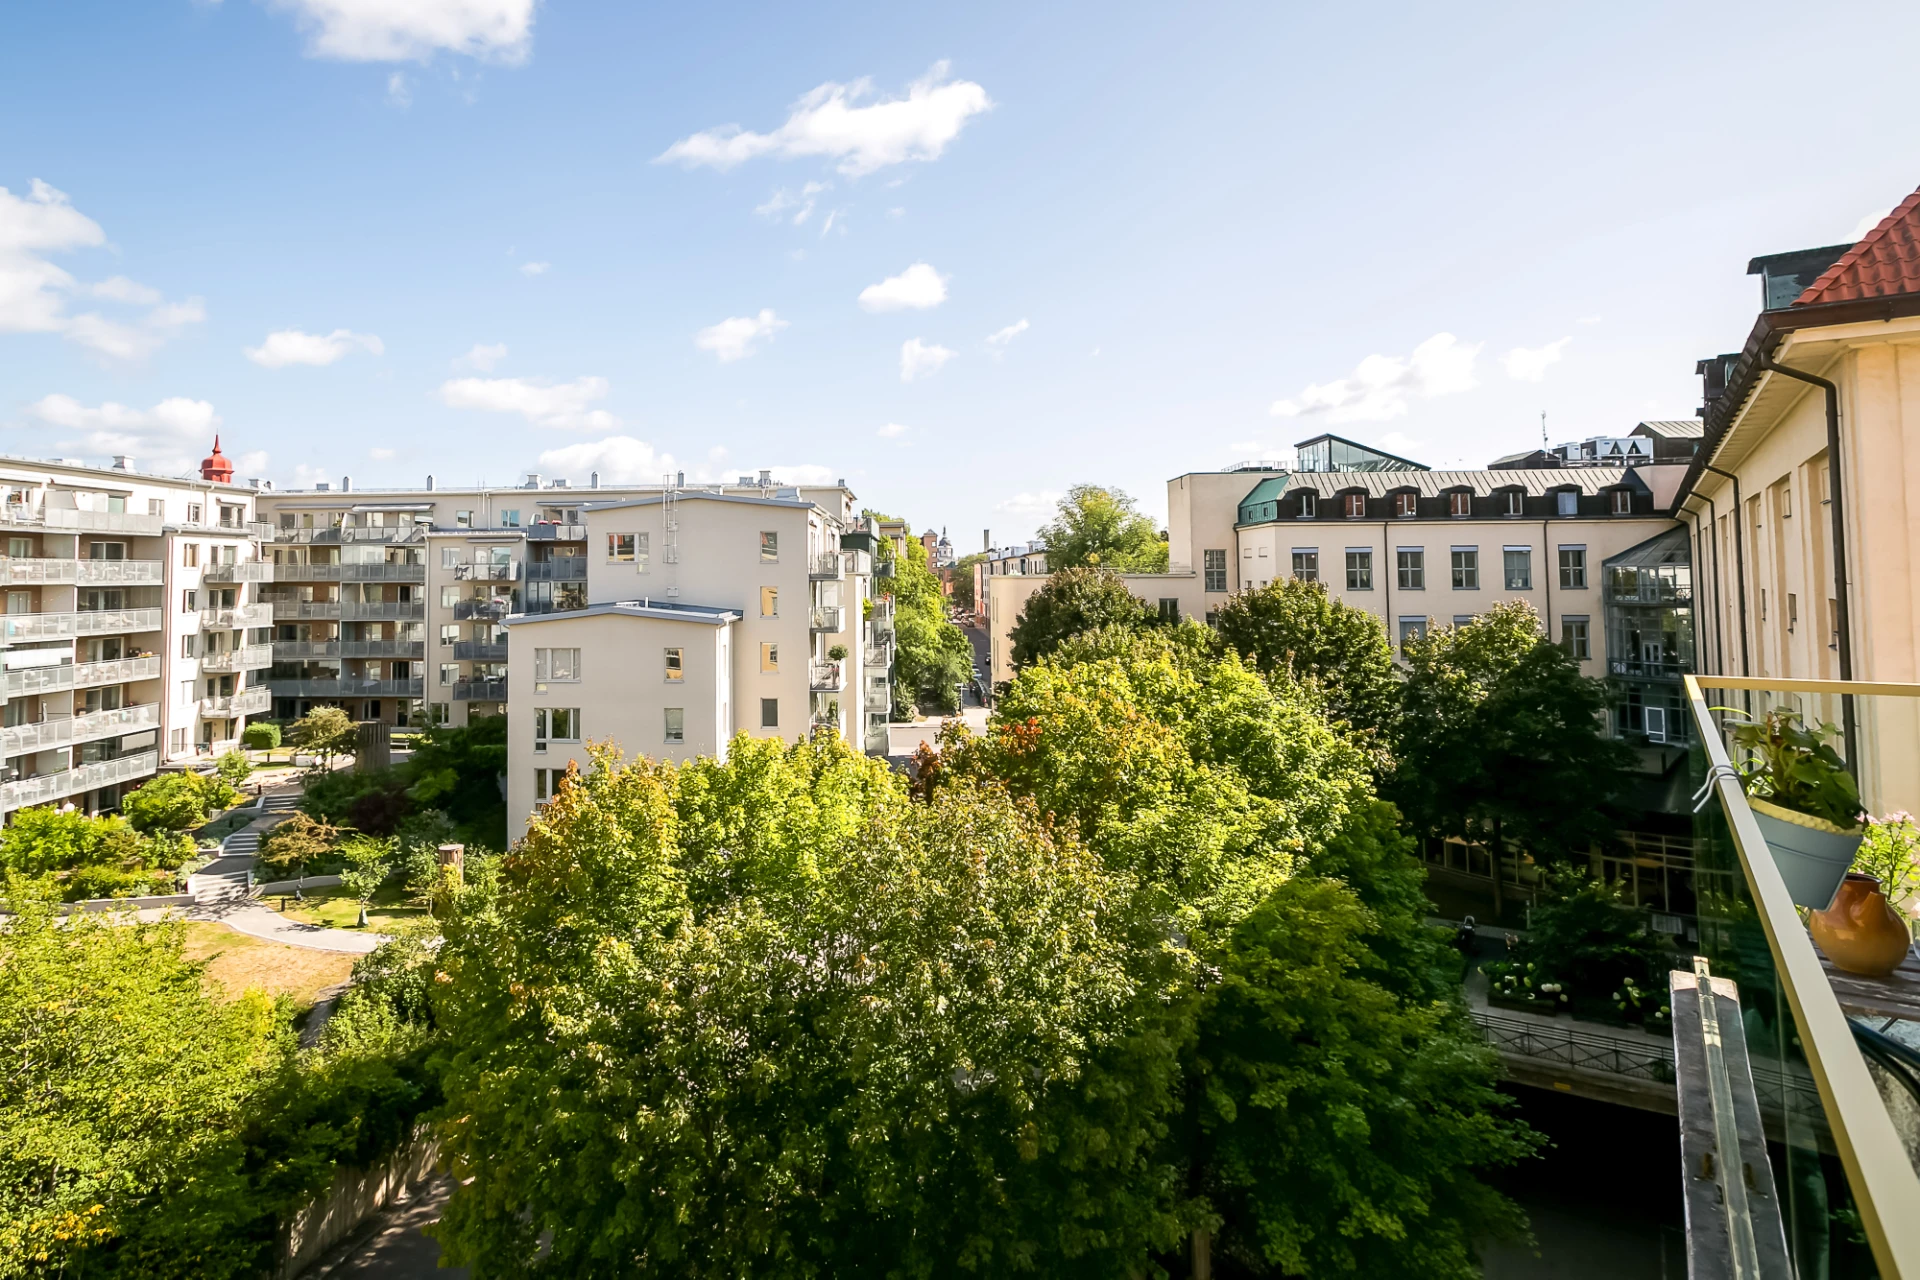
[1718,705,1862,829]
[1854,811,1920,912]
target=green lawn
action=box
[273,883,427,931]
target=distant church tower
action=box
[200,436,234,484]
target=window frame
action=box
[1558,546,1587,589]
[1392,491,1417,518]
[665,647,684,682]
[1202,548,1227,593]
[1342,492,1367,519]
[1290,549,1319,583]
[1344,549,1373,591]
[1450,547,1479,590]
[760,531,779,563]
[761,641,779,672]
[1560,616,1591,660]
[1503,547,1533,591]
[760,697,779,729]
[1447,490,1472,518]
[664,707,685,743]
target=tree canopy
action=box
[1036,484,1170,572]
[120,770,240,835]
[882,531,972,716]
[1213,577,1401,748]
[1007,566,1153,668]
[291,705,359,766]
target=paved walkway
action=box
[308,1175,467,1279]
[134,899,388,952]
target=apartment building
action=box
[254,470,870,732]
[0,441,273,818]
[1680,185,1920,811]
[503,489,887,842]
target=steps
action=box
[261,792,300,814]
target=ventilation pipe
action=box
[590,471,600,489]
[111,455,133,471]
[676,470,685,487]
[341,476,352,492]
[759,469,772,487]
[426,474,436,491]
[524,473,541,489]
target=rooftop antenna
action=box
[1541,410,1549,448]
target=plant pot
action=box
[1809,872,1914,978]
[1749,797,1863,911]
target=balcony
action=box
[453,562,520,582]
[525,557,587,582]
[809,605,843,633]
[525,523,588,542]
[452,678,507,702]
[79,559,165,585]
[1609,656,1689,682]
[865,675,890,710]
[273,525,423,545]
[0,750,159,813]
[2,609,165,641]
[809,660,844,692]
[199,562,275,584]
[268,678,423,699]
[272,640,425,661]
[4,663,74,697]
[452,640,508,662]
[864,641,892,669]
[1685,674,1920,1277]
[270,561,425,583]
[43,508,166,536]
[201,602,274,630]
[0,702,160,755]
[870,599,895,637]
[875,558,895,579]
[841,549,872,578]
[268,600,423,623]
[810,553,844,580]
[0,557,76,585]
[453,599,511,621]
[199,687,272,716]
[198,643,274,673]
[76,655,161,688]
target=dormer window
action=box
[1393,492,1417,518]
[1448,491,1471,518]
[1556,490,1578,517]
[1297,490,1317,518]
[1343,493,1367,518]
[1611,489,1634,515]
[1501,490,1524,517]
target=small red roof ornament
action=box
[201,435,234,484]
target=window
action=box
[186,503,202,524]
[1450,548,1478,590]
[534,768,552,802]
[1297,491,1317,517]
[664,708,685,743]
[534,648,580,681]
[439,663,457,686]
[1611,489,1634,515]
[501,509,521,528]
[1203,549,1227,592]
[608,533,636,562]
[665,647,683,681]
[1452,615,1476,626]
[1345,550,1373,591]
[181,589,197,611]
[1396,549,1424,590]
[534,707,580,748]
[182,542,199,567]
[1556,490,1578,517]
[1397,617,1427,651]
[761,587,778,617]
[1503,548,1532,590]
[761,642,779,672]
[455,511,472,528]
[440,624,458,647]
[430,702,450,726]
[441,547,461,568]
[170,728,187,755]
[1501,490,1524,516]
[1828,597,1839,650]
[1558,547,1587,589]
[761,697,779,729]
[1342,492,1366,518]
[1291,549,1319,582]
[1787,593,1798,633]
[1782,488,1793,519]
[1448,491,1471,518]
[1393,492,1417,518]
[1759,589,1768,622]
[1561,617,1590,660]
[180,680,194,704]
[1158,598,1180,623]
[761,531,779,562]
[180,634,197,658]
[634,532,650,571]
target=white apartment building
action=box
[0,441,274,818]
[503,488,888,843]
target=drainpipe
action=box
[1681,494,1725,677]
[1541,517,1553,646]
[1380,520,1391,648]
[1700,464,1750,679]
[1757,355,1858,770]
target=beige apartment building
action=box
[1681,187,1920,812]
[0,441,274,817]
[504,490,885,842]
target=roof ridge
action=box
[1794,185,1920,306]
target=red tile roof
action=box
[1795,186,1920,305]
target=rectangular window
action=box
[534,648,580,681]
[1448,491,1471,518]
[1561,617,1590,660]
[1297,491,1317,517]
[1452,614,1476,627]
[534,767,551,801]
[180,634,197,658]
[534,707,580,743]
[1397,617,1427,651]
[761,697,779,729]
[1611,489,1634,515]
[664,708,685,743]
[1828,597,1839,650]
[1203,549,1227,592]
[1503,548,1532,590]
[1556,490,1578,517]
[761,642,779,672]
[1558,547,1587,589]
[1502,490,1524,516]
[439,624,458,647]
[760,531,779,562]
[500,509,521,528]
[441,547,461,568]
[665,647,683,681]
[761,587,778,617]
[1291,549,1319,582]
[1393,492,1417,517]
[426,702,449,726]
[635,532,650,572]
[608,533,636,562]
[1345,550,1373,591]
[1786,593,1800,634]
[187,503,202,524]
[1396,549,1424,590]
[181,589,197,611]
[1782,488,1793,519]
[1158,598,1180,623]
[439,663,457,686]
[182,543,199,567]
[456,510,473,528]
[440,585,461,608]
[1450,548,1478,589]
[1343,493,1366,518]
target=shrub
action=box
[121,771,240,835]
[215,750,253,788]
[242,721,282,751]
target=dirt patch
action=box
[180,922,357,1008]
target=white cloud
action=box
[657,61,992,178]
[519,260,549,276]
[1577,314,1603,324]
[23,394,220,472]
[858,262,946,312]
[899,338,955,382]
[1377,432,1424,455]
[1853,206,1895,242]
[995,490,1062,520]
[454,341,507,371]
[876,422,908,438]
[370,446,396,460]
[694,309,787,362]
[1269,332,1480,423]
[236,449,270,475]
[887,206,905,218]
[756,181,829,225]
[266,0,536,64]
[244,327,384,368]
[386,71,411,106]
[984,318,1028,355]
[438,375,617,430]
[1502,337,1571,383]
[536,435,673,484]
[0,179,205,360]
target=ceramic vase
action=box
[1809,872,1913,978]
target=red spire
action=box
[200,435,234,484]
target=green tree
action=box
[241,720,282,751]
[950,550,986,611]
[1007,565,1152,667]
[215,748,253,788]
[883,532,972,716]
[120,770,240,835]
[292,704,358,769]
[0,806,140,876]
[405,714,508,845]
[336,836,394,927]
[1037,483,1170,572]
[1214,577,1401,746]
[257,811,343,881]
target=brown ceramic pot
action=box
[1809,873,1914,978]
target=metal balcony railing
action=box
[198,643,274,673]
[524,523,588,542]
[875,558,895,579]
[272,526,423,545]
[4,663,74,697]
[272,640,425,660]
[524,557,587,581]
[809,553,843,580]
[0,750,159,813]
[1685,674,1920,1278]
[809,660,843,692]
[75,655,162,687]
[268,677,422,699]
[452,678,507,702]
[4,609,165,641]
[452,641,508,662]
[268,600,423,622]
[199,562,274,584]
[0,557,76,585]
[269,562,425,582]
[842,549,872,578]
[79,559,166,584]
[43,508,166,535]
[864,642,891,669]
[199,688,273,716]
[453,562,520,581]
[201,602,275,630]
[453,599,512,621]
[0,702,160,755]
[809,605,843,633]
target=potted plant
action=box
[828,644,848,662]
[1721,706,1863,910]
[1809,811,1919,977]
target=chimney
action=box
[525,473,541,489]
[341,476,352,492]
[590,471,600,489]
[758,469,772,487]
[983,529,991,552]
[111,455,133,471]
[676,470,685,487]
[426,474,436,491]
[738,474,754,486]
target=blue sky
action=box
[5,1,1920,544]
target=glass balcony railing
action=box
[1686,674,1920,1279]
[270,562,424,582]
[5,655,168,697]
[199,562,275,584]
[198,643,274,673]
[809,660,843,692]
[0,750,159,813]
[272,639,425,661]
